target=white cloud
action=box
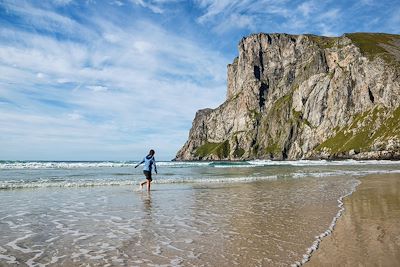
[86,85,108,92]
[317,23,338,37]
[359,0,375,5]
[388,7,400,28]
[37,72,46,79]
[112,0,124,6]
[0,4,229,160]
[297,1,316,17]
[52,0,74,6]
[1,1,86,35]
[195,0,293,33]
[213,13,255,33]
[319,8,341,21]
[196,0,233,24]
[194,0,345,35]
[67,112,84,121]
[103,33,121,43]
[130,0,164,13]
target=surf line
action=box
[291,179,362,267]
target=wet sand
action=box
[307,173,400,266]
[0,176,358,266]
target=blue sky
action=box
[0,0,399,161]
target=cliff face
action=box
[176,33,400,160]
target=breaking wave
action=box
[1,159,400,170]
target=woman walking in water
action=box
[135,149,157,191]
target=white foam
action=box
[0,180,134,190]
[293,169,400,179]
[73,234,94,244]
[0,176,280,190]
[2,159,399,170]
[1,163,399,191]
[248,159,400,167]
[2,169,400,191]
[153,175,278,184]
[0,161,212,170]
[49,255,67,264]
[0,161,132,169]
[157,161,211,167]
[26,250,44,267]
[0,254,18,264]
[6,233,37,253]
[291,179,361,266]
[45,236,59,243]
[212,164,254,168]
[0,246,18,265]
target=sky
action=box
[0,0,399,161]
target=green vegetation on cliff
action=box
[346,33,400,66]
[265,142,281,155]
[233,148,245,158]
[317,106,400,154]
[195,140,230,159]
[292,109,312,128]
[307,35,338,49]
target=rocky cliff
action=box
[175,33,400,160]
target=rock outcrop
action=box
[175,33,400,160]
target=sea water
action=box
[0,160,399,266]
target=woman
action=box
[135,149,157,191]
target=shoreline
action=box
[306,173,400,266]
[292,178,361,266]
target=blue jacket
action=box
[138,155,157,173]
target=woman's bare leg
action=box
[146,180,151,191]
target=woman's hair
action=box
[149,149,155,156]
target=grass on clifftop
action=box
[307,33,400,67]
[345,33,400,66]
[307,35,338,49]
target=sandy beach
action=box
[307,173,400,266]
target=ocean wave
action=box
[0,161,131,169]
[247,159,400,167]
[292,169,400,179]
[157,161,212,167]
[1,159,400,170]
[197,159,400,168]
[0,176,281,190]
[0,161,213,170]
[2,169,399,190]
[0,180,134,190]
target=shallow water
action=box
[1,177,356,266]
[0,160,399,266]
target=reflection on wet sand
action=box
[186,180,351,266]
[307,174,400,266]
[141,192,152,213]
[119,177,357,266]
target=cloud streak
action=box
[194,0,399,37]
